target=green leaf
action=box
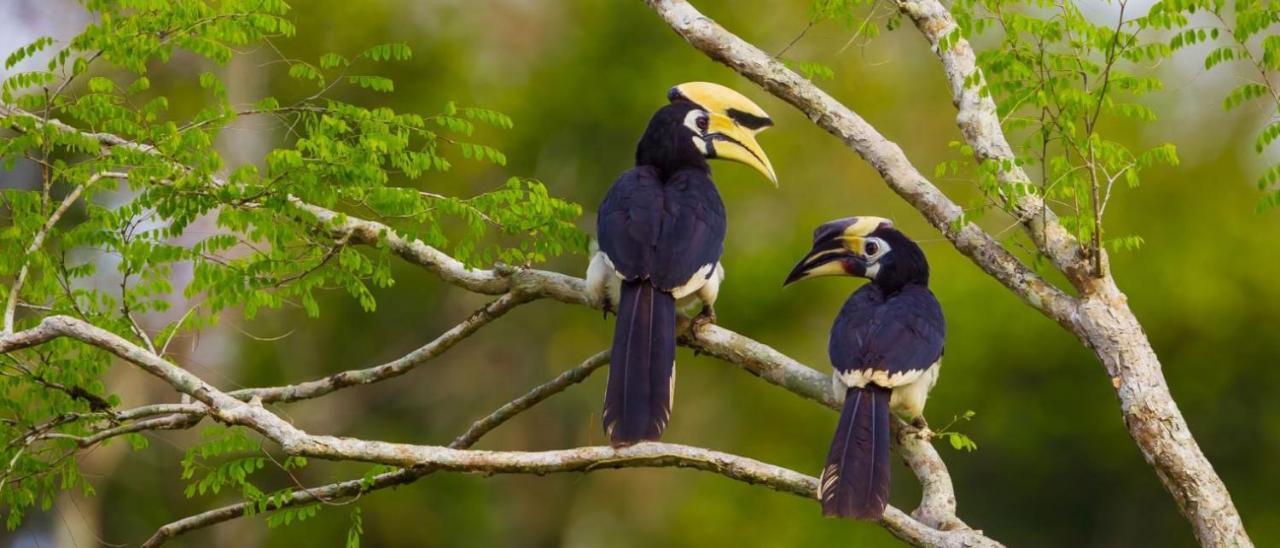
[348,75,394,92]
[1223,83,1270,110]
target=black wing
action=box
[597,166,664,281]
[650,169,725,291]
[597,167,726,290]
[828,284,945,378]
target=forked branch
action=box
[640,0,1250,544]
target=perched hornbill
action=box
[587,82,776,447]
[783,217,945,520]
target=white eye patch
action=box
[683,109,708,133]
[863,237,890,262]
[684,109,710,154]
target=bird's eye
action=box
[696,116,709,132]
[864,241,879,256]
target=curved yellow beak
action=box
[706,113,777,185]
[670,81,777,186]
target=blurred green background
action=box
[4,0,1279,546]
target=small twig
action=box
[3,173,104,333]
[775,21,816,59]
[159,304,200,357]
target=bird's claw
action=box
[908,416,934,440]
[689,306,717,355]
[692,307,717,331]
[911,416,929,430]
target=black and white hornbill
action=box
[783,217,945,520]
[587,82,776,447]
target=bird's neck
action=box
[873,278,927,296]
[635,124,708,182]
[871,235,929,294]
[872,265,929,295]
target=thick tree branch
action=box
[638,0,1250,545]
[640,0,1080,333]
[893,2,1250,545]
[892,0,1093,284]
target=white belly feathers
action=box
[831,361,941,420]
[586,249,723,309]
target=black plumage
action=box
[822,282,944,518]
[823,384,891,519]
[786,218,945,520]
[598,102,727,446]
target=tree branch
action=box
[639,0,1079,333]
[1,99,991,545]
[141,350,611,548]
[894,2,1250,544]
[228,292,529,404]
[2,172,104,334]
[637,0,1250,544]
[0,317,996,547]
[892,0,1093,284]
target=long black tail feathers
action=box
[602,281,677,447]
[819,384,892,520]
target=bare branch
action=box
[228,292,528,404]
[892,2,1250,544]
[639,0,1080,332]
[452,349,610,447]
[636,0,1249,544]
[2,301,993,548]
[142,350,611,547]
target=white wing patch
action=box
[669,263,716,300]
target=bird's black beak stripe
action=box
[708,132,764,165]
[784,244,852,286]
[727,108,773,130]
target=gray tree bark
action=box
[641,1,1250,545]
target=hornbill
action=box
[587,82,776,447]
[783,217,945,520]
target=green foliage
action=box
[783,0,900,74]
[787,60,836,81]
[347,506,365,548]
[177,426,327,529]
[1145,0,1280,209]
[934,410,979,452]
[266,502,320,528]
[943,0,1183,265]
[181,426,264,498]
[809,0,900,35]
[0,0,585,532]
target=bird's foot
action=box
[909,416,934,440]
[689,306,717,355]
[912,416,930,430]
[599,298,614,319]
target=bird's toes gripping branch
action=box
[691,304,717,330]
[688,305,717,355]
